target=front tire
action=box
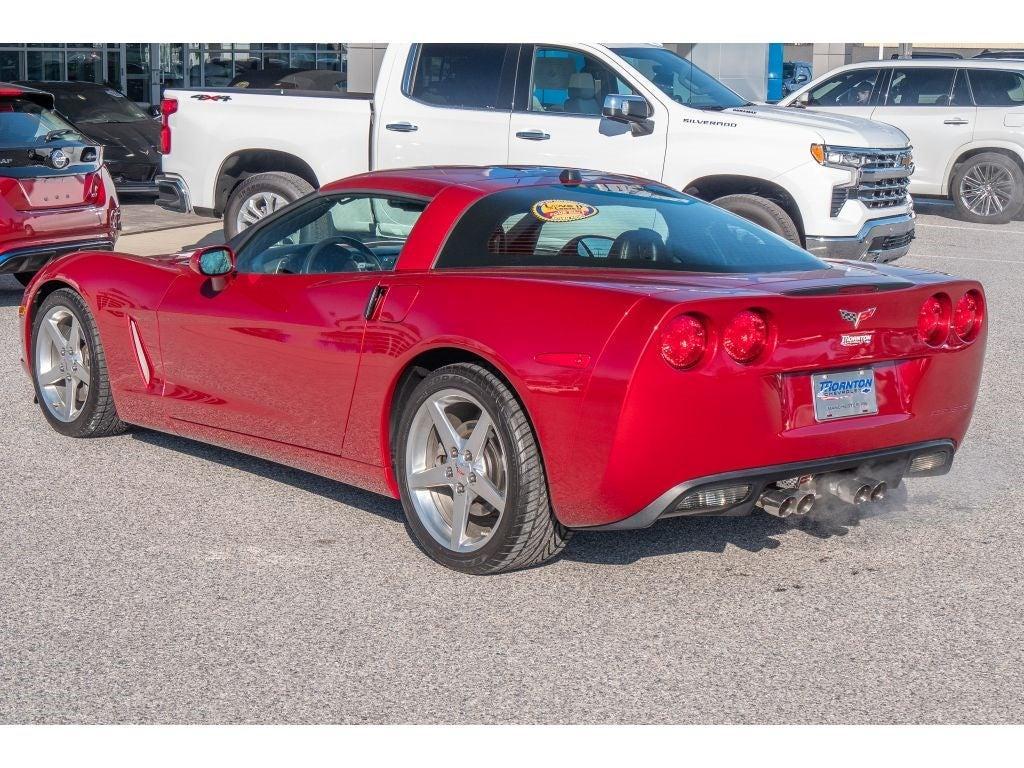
[395,363,571,574]
[712,193,802,245]
[951,152,1024,224]
[223,171,314,239]
[31,288,128,438]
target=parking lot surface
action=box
[1,202,1022,723]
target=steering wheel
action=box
[301,236,383,274]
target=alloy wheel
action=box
[35,305,91,423]
[235,191,288,231]
[959,162,1016,218]
[404,389,508,553]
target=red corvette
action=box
[19,166,985,573]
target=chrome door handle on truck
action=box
[385,122,419,132]
[943,118,969,125]
[515,130,551,141]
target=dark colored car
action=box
[17,80,161,194]
[227,67,347,91]
[0,83,119,285]
[782,61,812,96]
[973,49,1024,60]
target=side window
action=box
[885,68,956,106]
[237,194,426,275]
[529,47,637,115]
[408,43,513,110]
[967,69,1024,106]
[806,69,881,106]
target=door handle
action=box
[385,122,418,132]
[515,130,551,141]
[943,118,969,125]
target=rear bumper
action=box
[805,213,915,263]
[155,173,192,213]
[0,237,116,275]
[586,439,955,530]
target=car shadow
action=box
[915,197,1024,223]
[184,229,227,250]
[0,276,25,306]
[129,428,406,525]
[129,424,910,567]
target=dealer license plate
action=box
[811,368,878,422]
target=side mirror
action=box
[189,245,235,277]
[793,92,810,108]
[602,94,652,123]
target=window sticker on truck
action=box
[531,200,599,223]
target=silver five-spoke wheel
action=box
[405,389,507,553]
[235,191,288,232]
[35,304,91,422]
[959,162,1016,218]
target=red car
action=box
[18,166,985,574]
[0,83,119,286]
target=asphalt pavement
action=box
[1,201,1022,723]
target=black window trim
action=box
[400,43,519,113]
[232,189,432,274]
[513,43,651,119]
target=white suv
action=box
[780,59,1024,224]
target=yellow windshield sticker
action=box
[531,199,599,223]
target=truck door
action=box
[374,44,516,169]
[506,45,667,180]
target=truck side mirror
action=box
[602,94,651,123]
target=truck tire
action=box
[712,194,802,245]
[950,152,1024,225]
[224,172,314,238]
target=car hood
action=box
[722,103,909,148]
[76,119,160,161]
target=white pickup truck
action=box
[157,43,917,260]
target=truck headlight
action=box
[810,143,868,169]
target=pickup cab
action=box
[157,43,916,260]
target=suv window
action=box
[885,68,956,106]
[967,69,1024,106]
[238,194,426,275]
[528,47,637,115]
[806,68,881,107]
[408,43,513,110]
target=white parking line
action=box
[909,252,1024,265]
[916,222,1024,236]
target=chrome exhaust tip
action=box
[869,480,887,503]
[796,493,815,516]
[825,475,873,505]
[758,489,797,518]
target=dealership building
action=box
[1,42,1021,107]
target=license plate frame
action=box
[811,367,878,422]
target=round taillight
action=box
[660,314,707,369]
[917,295,949,345]
[953,290,983,342]
[723,310,769,363]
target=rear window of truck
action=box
[436,185,826,274]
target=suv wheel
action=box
[951,152,1024,224]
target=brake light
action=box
[84,172,106,206]
[723,310,769,363]
[917,295,949,345]
[660,314,707,369]
[159,98,178,154]
[953,290,983,342]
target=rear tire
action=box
[712,193,802,245]
[395,363,571,574]
[951,152,1024,224]
[224,171,314,238]
[31,288,128,438]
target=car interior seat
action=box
[564,72,600,114]
[608,228,667,262]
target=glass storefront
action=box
[0,43,349,105]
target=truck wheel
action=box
[951,152,1024,225]
[31,287,128,438]
[224,172,314,238]
[712,194,801,245]
[396,363,572,574]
